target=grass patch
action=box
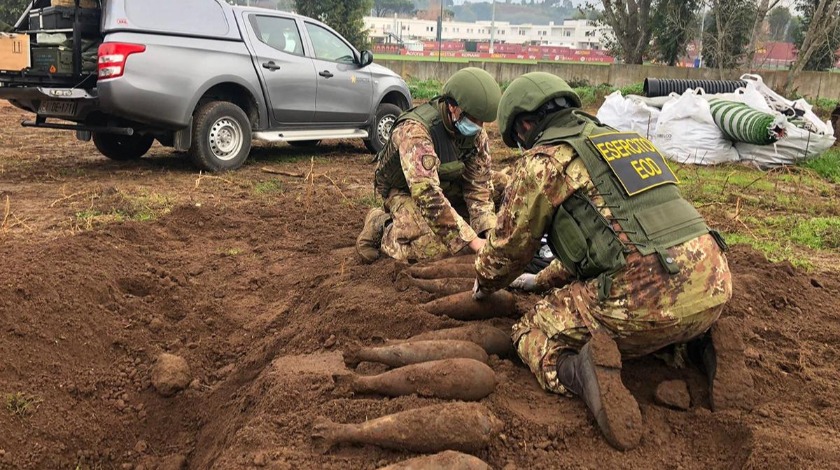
[408,79,443,101]
[72,189,175,230]
[6,392,41,417]
[253,179,285,195]
[801,148,840,183]
[351,191,383,209]
[789,217,840,250]
[377,54,539,64]
[676,162,840,270]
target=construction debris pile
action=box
[597,74,837,168]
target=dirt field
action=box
[1,100,839,470]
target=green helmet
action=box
[441,67,502,123]
[497,72,582,148]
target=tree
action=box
[790,0,840,77]
[767,6,792,41]
[373,0,415,17]
[294,0,373,50]
[745,0,782,68]
[0,0,28,27]
[702,0,756,73]
[596,0,655,64]
[650,0,702,66]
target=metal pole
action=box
[489,0,496,54]
[697,4,707,68]
[438,1,444,63]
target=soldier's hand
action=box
[509,273,538,292]
[468,237,486,253]
[472,279,491,301]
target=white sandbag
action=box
[736,122,836,168]
[596,91,661,138]
[735,74,836,167]
[653,88,739,165]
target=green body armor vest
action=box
[536,112,714,295]
[374,98,478,199]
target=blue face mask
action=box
[455,115,482,136]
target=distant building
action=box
[365,16,606,50]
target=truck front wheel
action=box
[189,101,252,171]
[92,133,154,160]
[364,103,402,154]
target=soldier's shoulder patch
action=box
[421,154,437,171]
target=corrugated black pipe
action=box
[644,78,748,97]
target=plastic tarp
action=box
[734,75,836,168]
[653,88,740,165]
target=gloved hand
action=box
[509,273,538,292]
[472,278,491,301]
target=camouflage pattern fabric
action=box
[533,259,574,291]
[379,119,498,262]
[475,142,732,395]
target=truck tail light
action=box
[97,42,146,80]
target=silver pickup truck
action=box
[0,0,412,171]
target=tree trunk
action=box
[785,0,840,93]
[745,0,780,69]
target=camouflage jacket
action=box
[385,119,496,254]
[476,141,725,299]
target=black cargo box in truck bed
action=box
[0,0,102,87]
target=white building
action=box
[364,16,606,50]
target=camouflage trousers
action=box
[380,171,510,263]
[380,193,454,262]
[513,234,732,395]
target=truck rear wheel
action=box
[364,103,402,154]
[92,133,155,160]
[189,101,252,171]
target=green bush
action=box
[408,79,442,100]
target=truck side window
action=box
[304,23,356,65]
[250,15,304,56]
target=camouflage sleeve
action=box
[461,129,497,235]
[476,144,579,292]
[395,120,477,254]
[533,259,574,291]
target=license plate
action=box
[38,100,77,118]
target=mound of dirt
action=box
[0,195,838,469]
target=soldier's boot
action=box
[689,317,754,412]
[556,333,642,451]
[355,208,390,264]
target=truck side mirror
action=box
[359,50,374,67]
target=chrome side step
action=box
[253,128,369,142]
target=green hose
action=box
[708,99,786,145]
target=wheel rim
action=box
[208,117,244,161]
[377,114,396,146]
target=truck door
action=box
[243,13,317,125]
[303,22,372,126]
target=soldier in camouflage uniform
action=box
[473,72,743,450]
[356,67,503,263]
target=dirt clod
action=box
[151,354,191,397]
[655,380,691,411]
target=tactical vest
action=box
[535,111,715,297]
[374,98,479,199]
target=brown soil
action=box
[1,100,840,469]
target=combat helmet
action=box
[497,72,582,148]
[441,67,502,123]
